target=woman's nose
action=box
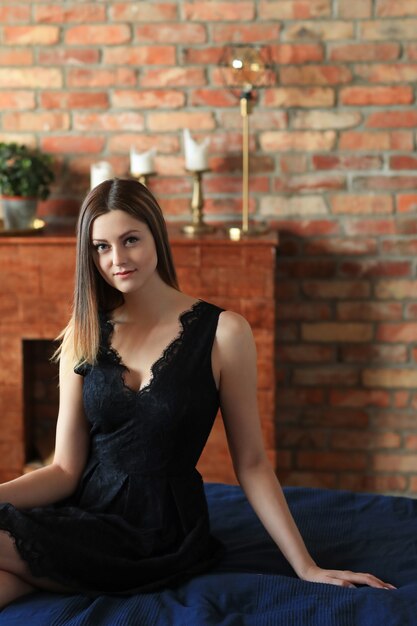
[112,245,126,266]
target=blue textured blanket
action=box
[0,483,416,625]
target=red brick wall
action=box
[2,1,417,494]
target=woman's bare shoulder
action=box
[216,310,253,345]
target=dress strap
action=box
[179,300,225,369]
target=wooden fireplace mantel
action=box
[0,225,278,484]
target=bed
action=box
[0,482,416,625]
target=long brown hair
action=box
[56,178,179,366]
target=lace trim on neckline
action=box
[102,299,205,397]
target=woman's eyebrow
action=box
[91,229,142,242]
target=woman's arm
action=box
[0,344,89,508]
[214,311,394,589]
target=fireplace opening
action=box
[23,340,59,473]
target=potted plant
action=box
[0,142,55,230]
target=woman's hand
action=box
[301,565,396,589]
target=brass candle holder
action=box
[133,172,156,188]
[181,169,215,236]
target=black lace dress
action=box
[0,300,225,594]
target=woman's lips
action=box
[114,270,136,277]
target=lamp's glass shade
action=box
[219,44,274,93]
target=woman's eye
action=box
[125,236,139,245]
[93,243,108,253]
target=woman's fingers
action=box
[302,567,396,589]
[322,575,356,588]
[322,570,396,590]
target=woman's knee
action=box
[0,569,34,608]
[0,531,72,594]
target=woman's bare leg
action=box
[0,570,34,608]
[0,530,74,608]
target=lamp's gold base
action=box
[228,222,269,241]
[181,222,216,236]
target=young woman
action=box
[0,179,394,607]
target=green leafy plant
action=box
[0,142,55,200]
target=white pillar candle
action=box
[90,161,114,189]
[183,129,209,171]
[130,147,156,176]
[229,227,242,241]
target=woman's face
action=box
[90,210,159,295]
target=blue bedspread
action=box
[1,483,416,625]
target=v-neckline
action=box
[104,299,204,397]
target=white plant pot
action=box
[2,196,37,230]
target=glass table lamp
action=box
[219,44,275,238]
